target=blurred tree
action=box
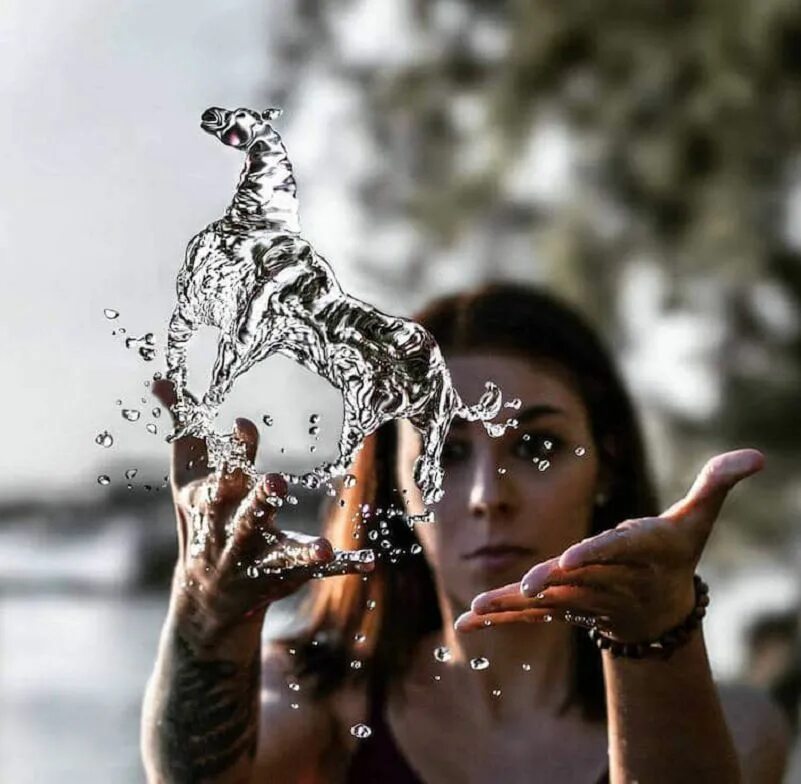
[266,0,801,550]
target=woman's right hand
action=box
[153,379,374,647]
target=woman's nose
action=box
[468,454,515,519]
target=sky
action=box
[0,1,362,499]
[0,0,733,501]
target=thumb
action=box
[662,449,764,528]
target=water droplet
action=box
[410,543,422,555]
[522,663,531,671]
[308,425,319,437]
[343,474,357,488]
[152,407,162,418]
[309,414,320,424]
[103,308,119,320]
[285,495,298,506]
[139,346,156,361]
[483,619,492,626]
[115,399,122,406]
[97,474,111,485]
[575,446,586,456]
[350,723,372,740]
[124,468,138,480]
[290,702,299,710]
[95,431,113,448]
[338,499,346,508]
[497,467,507,475]
[543,439,553,451]
[262,414,273,426]
[288,682,301,692]
[146,424,158,435]
[538,459,550,472]
[504,398,521,409]
[433,646,452,663]
[536,592,546,600]
[492,688,502,698]
[301,473,321,489]
[543,614,553,623]
[122,408,141,422]
[354,633,366,644]
[470,657,490,671]
[366,600,376,611]
[350,660,363,670]
[246,565,260,578]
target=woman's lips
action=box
[463,545,534,570]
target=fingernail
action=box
[263,473,288,497]
[454,612,471,630]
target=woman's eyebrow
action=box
[449,403,566,431]
[517,404,566,423]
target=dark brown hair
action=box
[283,283,659,721]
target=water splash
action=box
[95,431,113,448]
[350,723,372,740]
[164,106,505,510]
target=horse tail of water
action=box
[455,381,503,422]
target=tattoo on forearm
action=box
[158,632,260,782]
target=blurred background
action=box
[2,0,801,781]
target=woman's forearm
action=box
[604,631,741,784]
[141,605,265,784]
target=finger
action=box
[153,380,209,488]
[260,532,337,572]
[313,548,376,577]
[233,418,259,464]
[526,585,618,617]
[556,526,649,572]
[454,608,554,633]
[473,566,633,614]
[225,473,288,557]
[662,449,765,528]
[471,581,525,613]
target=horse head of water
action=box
[200,106,283,151]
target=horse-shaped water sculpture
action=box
[166,106,503,506]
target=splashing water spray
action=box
[165,106,510,526]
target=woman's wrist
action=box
[168,572,269,655]
[590,575,709,659]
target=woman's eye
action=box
[513,433,561,461]
[441,439,470,464]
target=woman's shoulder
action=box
[718,682,791,782]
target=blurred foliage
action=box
[269,0,801,549]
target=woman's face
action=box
[397,353,606,606]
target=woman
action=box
[142,284,788,783]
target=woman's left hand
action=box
[455,449,764,642]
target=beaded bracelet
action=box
[588,575,710,660]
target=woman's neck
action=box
[419,587,577,718]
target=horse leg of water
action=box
[204,334,241,408]
[331,403,369,477]
[412,413,450,506]
[166,305,198,429]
